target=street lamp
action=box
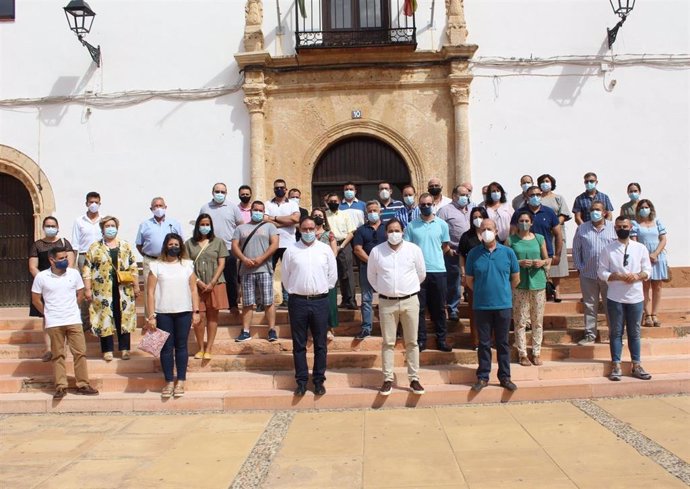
[607,0,636,49]
[63,0,101,67]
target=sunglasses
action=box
[585,180,596,183]
[419,203,433,208]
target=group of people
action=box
[28,172,669,399]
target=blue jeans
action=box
[288,295,329,386]
[606,299,643,363]
[157,312,192,382]
[475,308,512,381]
[445,254,461,317]
[359,263,374,333]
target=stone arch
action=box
[0,145,56,240]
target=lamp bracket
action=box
[78,35,101,67]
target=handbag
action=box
[116,270,136,284]
[237,222,268,279]
[137,328,170,357]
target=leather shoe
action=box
[471,379,488,392]
[499,378,518,391]
[53,387,67,399]
[418,342,426,352]
[294,384,307,397]
[314,383,326,396]
[437,343,453,352]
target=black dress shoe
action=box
[499,378,518,391]
[294,384,307,396]
[314,383,326,396]
[471,379,488,392]
[437,343,453,352]
[418,342,426,352]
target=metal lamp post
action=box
[63,0,101,67]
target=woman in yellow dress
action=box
[83,216,140,361]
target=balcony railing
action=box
[296,0,416,50]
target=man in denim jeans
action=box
[598,216,653,381]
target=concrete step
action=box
[1,372,687,414]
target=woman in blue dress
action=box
[631,199,668,327]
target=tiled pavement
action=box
[1,395,688,489]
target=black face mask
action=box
[313,216,324,226]
[239,195,251,204]
[428,187,442,197]
[616,229,631,240]
[274,188,286,198]
[327,202,340,212]
[167,247,181,257]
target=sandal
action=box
[532,355,543,366]
[173,381,185,398]
[161,382,174,399]
[643,314,654,327]
[652,315,661,327]
[519,356,532,367]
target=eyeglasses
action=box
[274,186,286,190]
[585,180,596,183]
[419,203,433,208]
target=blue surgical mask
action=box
[403,195,415,206]
[420,206,433,216]
[518,222,531,232]
[628,192,640,201]
[638,207,651,218]
[585,181,597,191]
[199,225,212,235]
[301,231,316,243]
[521,183,532,192]
[590,210,603,222]
[44,226,58,238]
[344,190,355,200]
[540,182,552,192]
[490,191,501,202]
[367,212,380,223]
[251,211,264,223]
[457,196,469,207]
[104,227,118,238]
[54,258,69,270]
[213,192,226,204]
[529,196,541,207]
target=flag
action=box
[297,0,307,18]
[404,0,417,17]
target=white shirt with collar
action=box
[367,241,426,297]
[282,240,337,296]
[598,239,652,304]
[265,199,299,248]
[72,214,103,253]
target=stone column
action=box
[243,72,267,195]
[445,0,468,46]
[450,83,471,185]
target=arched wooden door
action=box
[311,136,411,208]
[0,173,34,307]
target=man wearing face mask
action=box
[352,201,388,339]
[598,216,653,381]
[511,175,533,211]
[438,184,476,321]
[572,201,617,345]
[282,216,338,396]
[325,192,357,310]
[237,185,253,223]
[264,179,300,308]
[378,181,404,224]
[232,201,280,342]
[573,171,614,224]
[368,218,427,396]
[340,181,366,228]
[510,186,562,266]
[403,193,452,352]
[200,183,245,312]
[465,219,520,392]
[136,196,184,317]
[394,184,419,229]
[31,246,99,399]
[427,177,452,212]
[72,191,103,330]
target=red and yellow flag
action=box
[404,0,417,17]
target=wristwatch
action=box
[194,310,200,314]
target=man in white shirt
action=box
[598,216,653,382]
[31,246,99,399]
[367,217,427,396]
[282,216,337,397]
[72,191,103,329]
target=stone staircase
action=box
[0,288,688,413]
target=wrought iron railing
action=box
[296,0,416,50]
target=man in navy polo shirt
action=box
[403,193,452,352]
[352,200,388,339]
[510,186,562,266]
[466,219,520,392]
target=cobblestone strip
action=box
[228,410,295,489]
[573,399,690,485]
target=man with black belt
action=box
[135,196,184,317]
[325,192,357,309]
[368,218,427,396]
[282,216,337,397]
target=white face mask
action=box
[153,207,166,218]
[87,202,100,213]
[387,232,403,245]
[289,197,300,206]
[481,230,496,243]
[379,189,391,201]
[472,217,483,228]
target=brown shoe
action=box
[53,387,67,399]
[519,356,532,366]
[75,385,99,396]
[532,355,543,366]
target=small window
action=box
[0,0,15,21]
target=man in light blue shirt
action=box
[403,193,451,352]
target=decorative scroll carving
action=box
[450,85,469,106]
[244,93,266,114]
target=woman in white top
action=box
[146,233,200,399]
[480,181,514,242]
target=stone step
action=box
[1,372,687,414]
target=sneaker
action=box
[499,378,518,391]
[194,350,205,359]
[410,380,425,395]
[75,385,99,396]
[235,331,251,342]
[609,362,622,381]
[471,379,488,392]
[379,380,393,396]
[103,352,113,362]
[121,350,130,360]
[578,336,596,346]
[268,329,278,342]
[53,387,67,399]
[41,351,53,362]
[354,330,371,340]
[448,312,459,322]
[632,364,652,380]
